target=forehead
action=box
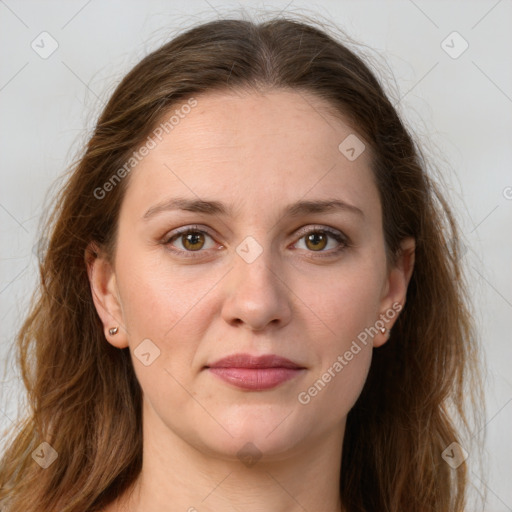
[163,88,368,163]
[122,88,379,222]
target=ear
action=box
[374,237,415,348]
[85,242,128,349]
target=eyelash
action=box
[163,225,350,259]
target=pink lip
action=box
[205,353,305,391]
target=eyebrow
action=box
[143,197,364,220]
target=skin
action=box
[88,89,415,512]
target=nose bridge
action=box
[221,234,292,330]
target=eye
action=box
[163,225,349,259]
[165,226,218,255]
[293,226,349,255]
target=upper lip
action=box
[206,353,304,369]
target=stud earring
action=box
[380,327,391,338]
[109,327,119,336]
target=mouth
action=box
[204,353,306,391]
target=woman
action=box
[0,15,482,512]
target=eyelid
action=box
[293,224,347,242]
[165,224,213,239]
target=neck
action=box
[111,404,346,512]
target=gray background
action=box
[0,0,511,510]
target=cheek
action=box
[299,345,372,417]
[295,279,376,419]
[115,245,218,342]
[300,256,385,346]
[116,253,213,414]
[293,259,383,411]
[114,246,226,410]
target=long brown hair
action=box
[0,13,483,512]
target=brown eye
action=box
[180,231,206,251]
[166,228,216,255]
[294,227,348,256]
[305,232,328,251]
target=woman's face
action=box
[90,89,413,462]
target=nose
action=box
[220,244,293,332]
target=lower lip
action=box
[207,367,304,390]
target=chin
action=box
[196,405,310,461]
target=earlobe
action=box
[85,242,128,349]
[374,237,415,347]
